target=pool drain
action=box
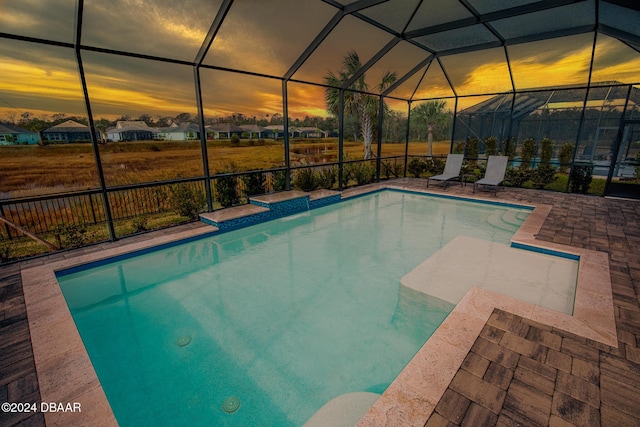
[222,396,241,414]
[176,335,191,347]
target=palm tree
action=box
[413,100,450,157]
[325,51,397,159]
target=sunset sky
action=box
[0,0,639,122]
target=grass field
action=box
[0,138,449,197]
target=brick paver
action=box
[405,180,640,427]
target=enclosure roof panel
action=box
[458,81,639,116]
[491,1,595,41]
[81,0,223,61]
[203,0,336,77]
[1,0,640,119]
[359,0,422,33]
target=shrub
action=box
[466,137,479,164]
[352,162,376,185]
[55,222,88,248]
[531,137,557,188]
[168,184,206,219]
[293,168,318,191]
[271,169,288,192]
[215,174,240,207]
[342,162,356,185]
[453,141,465,154]
[635,152,640,180]
[540,138,554,164]
[230,134,240,146]
[381,161,404,179]
[501,137,516,160]
[131,215,149,232]
[425,157,445,175]
[505,168,533,187]
[257,138,266,146]
[519,138,536,170]
[316,166,337,189]
[244,172,265,196]
[532,166,556,188]
[407,158,426,178]
[485,136,498,156]
[569,164,593,194]
[558,143,574,173]
[461,159,477,175]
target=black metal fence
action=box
[3,153,616,261]
[1,190,106,238]
[1,158,408,255]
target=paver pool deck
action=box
[1,178,639,426]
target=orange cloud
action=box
[0,61,83,101]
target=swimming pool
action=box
[56,190,530,426]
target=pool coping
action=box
[20,184,615,426]
[356,183,615,426]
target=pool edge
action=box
[20,183,616,427]
[21,225,217,427]
[356,185,616,427]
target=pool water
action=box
[57,190,529,426]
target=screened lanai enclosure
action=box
[1,0,639,260]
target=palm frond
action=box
[377,70,398,94]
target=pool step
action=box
[309,189,342,209]
[250,190,310,212]
[303,392,380,427]
[199,204,271,231]
[486,210,519,232]
[501,210,522,226]
[199,190,342,231]
[401,235,578,314]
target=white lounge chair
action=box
[426,153,464,188]
[473,155,509,194]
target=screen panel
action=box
[491,1,594,40]
[412,60,455,100]
[359,0,421,33]
[200,69,285,174]
[292,15,395,85]
[591,35,640,85]
[439,48,512,96]
[0,0,77,43]
[508,33,594,90]
[0,40,99,196]
[204,0,335,77]
[82,0,222,61]
[362,41,431,94]
[406,0,473,32]
[83,51,201,186]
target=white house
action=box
[106,121,154,142]
[206,123,244,139]
[155,123,200,141]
